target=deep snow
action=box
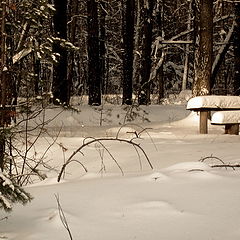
[1,101,240,240]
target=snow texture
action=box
[1,102,240,240]
[187,95,240,110]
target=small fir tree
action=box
[0,171,32,212]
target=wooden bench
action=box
[187,95,240,134]
[211,111,240,135]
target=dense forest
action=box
[0,0,239,108]
[1,0,240,212]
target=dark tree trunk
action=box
[68,0,79,99]
[193,0,213,96]
[234,3,240,96]
[0,2,15,171]
[52,0,69,105]
[87,0,101,106]
[155,0,164,102]
[139,0,154,105]
[122,0,135,105]
[99,1,107,95]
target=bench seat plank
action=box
[211,111,240,135]
[187,95,240,110]
[211,111,240,124]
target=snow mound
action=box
[164,161,211,172]
[143,172,170,182]
[127,200,181,215]
[171,111,200,126]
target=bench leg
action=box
[200,110,208,134]
[225,124,239,135]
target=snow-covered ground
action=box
[1,101,240,240]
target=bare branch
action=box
[58,137,153,182]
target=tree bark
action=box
[67,0,79,100]
[139,0,154,105]
[52,0,69,105]
[154,0,164,102]
[193,0,213,97]
[234,3,240,96]
[87,0,101,106]
[0,1,15,171]
[99,0,107,95]
[132,0,144,99]
[182,0,192,91]
[122,0,135,105]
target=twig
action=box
[199,155,225,165]
[55,194,73,240]
[116,123,157,151]
[199,155,240,170]
[0,216,8,221]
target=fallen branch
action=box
[211,164,240,170]
[199,155,240,170]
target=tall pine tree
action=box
[87,0,101,106]
[52,0,69,105]
[122,0,135,105]
[139,0,154,105]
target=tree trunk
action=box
[234,3,240,96]
[192,0,213,96]
[52,0,69,105]
[154,0,164,102]
[0,2,15,171]
[139,0,154,105]
[133,0,143,95]
[122,0,135,105]
[182,0,192,91]
[0,1,6,171]
[87,0,101,106]
[67,0,79,101]
[99,0,107,95]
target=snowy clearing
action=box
[1,103,240,240]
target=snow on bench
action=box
[211,111,240,135]
[186,95,240,110]
[186,95,240,134]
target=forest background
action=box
[1,0,240,108]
